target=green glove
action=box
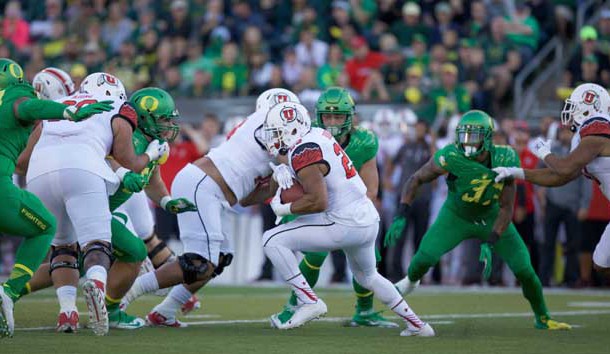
[122,171,147,193]
[162,197,197,214]
[479,243,493,280]
[64,100,114,121]
[384,216,407,248]
[479,231,500,280]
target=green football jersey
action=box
[343,126,379,170]
[433,144,520,220]
[108,129,157,211]
[0,84,38,175]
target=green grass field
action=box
[4,286,610,354]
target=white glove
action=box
[531,137,552,160]
[269,162,294,190]
[492,167,525,183]
[145,139,170,162]
[270,188,292,224]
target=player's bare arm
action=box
[523,167,581,187]
[492,179,516,236]
[359,157,379,201]
[240,178,277,207]
[543,136,605,177]
[111,118,150,173]
[400,158,446,205]
[290,163,329,214]
[15,122,42,175]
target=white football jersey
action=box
[572,115,610,200]
[287,127,379,226]
[206,110,273,201]
[26,92,124,193]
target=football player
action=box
[120,88,300,327]
[386,110,571,330]
[273,87,396,328]
[494,83,610,278]
[262,102,433,336]
[25,73,169,335]
[0,59,113,338]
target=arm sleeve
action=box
[16,98,67,122]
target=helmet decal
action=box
[281,106,297,123]
[140,95,159,112]
[582,90,600,110]
[8,63,23,79]
[98,74,118,87]
[274,93,288,104]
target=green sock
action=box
[15,282,31,302]
[106,294,121,313]
[288,252,327,307]
[4,233,53,302]
[516,269,549,321]
[353,277,374,312]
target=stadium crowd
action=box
[1,0,609,288]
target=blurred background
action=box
[1,0,610,289]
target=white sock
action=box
[155,285,192,317]
[287,273,318,304]
[121,272,160,307]
[85,265,107,289]
[56,285,77,313]
[390,298,425,329]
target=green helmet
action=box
[130,87,180,142]
[315,87,355,139]
[0,58,24,89]
[455,110,494,158]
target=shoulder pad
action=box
[580,117,610,139]
[291,142,325,173]
[115,102,138,130]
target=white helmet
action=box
[79,72,126,101]
[373,108,398,138]
[32,67,75,100]
[395,108,418,135]
[562,83,610,129]
[263,102,311,156]
[256,88,300,113]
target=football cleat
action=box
[108,308,145,330]
[0,286,15,338]
[146,311,187,328]
[82,279,109,336]
[535,317,572,330]
[349,310,399,328]
[56,311,79,333]
[270,303,296,328]
[271,300,327,330]
[400,322,435,337]
[395,276,420,296]
[180,295,201,315]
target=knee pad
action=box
[49,245,80,274]
[82,240,113,264]
[145,235,176,268]
[213,252,234,277]
[178,253,212,284]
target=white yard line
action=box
[567,301,610,308]
[16,310,610,331]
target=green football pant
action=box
[110,212,147,263]
[0,177,55,301]
[407,203,549,319]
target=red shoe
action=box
[181,295,201,315]
[146,311,187,328]
[56,311,79,333]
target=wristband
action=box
[116,167,130,181]
[160,196,172,210]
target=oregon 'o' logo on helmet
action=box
[9,63,23,79]
[140,96,159,112]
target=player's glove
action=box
[271,188,292,224]
[531,137,552,160]
[269,162,294,190]
[145,139,170,162]
[479,231,500,280]
[492,167,524,183]
[160,196,197,214]
[384,203,410,247]
[63,100,114,121]
[116,167,146,193]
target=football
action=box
[280,179,304,203]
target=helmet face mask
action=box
[315,87,355,140]
[130,87,180,143]
[264,102,311,157]
[454,110,494,159]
